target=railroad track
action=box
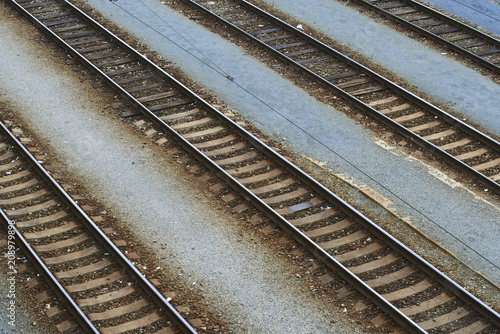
[179,0,500,194]
[344,0,500,75]
[6,0,500,332]
[0,121,196,333]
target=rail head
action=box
[184,0,500,194]
[235,0,500,149]
[0,123,99,333]
[6,1,427,330]
[354,0,500,74]
[0,211,99,332]
[7,0,500,330]
[0,114,197,333]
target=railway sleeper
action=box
[33,232,92,253]
[5,198,59,217]
[236,167,283,185]
[170,116,214,131]
[395,8,421,16]
[0,178,40,195]
[348,253,401,275]
[423,128,456,141]
[202,140,248,157]
[100,313,167,334]
[290,208,340,227]
[22,1,57,11]
[193,133,238,150]
[334,241,385,263]
[406,14,433,22]
[392,111,425,124]
[319,230,371,250]
[381,278,434,302]
[275,196,324,216]
[42,245,101,265]
[249,177,296,196]
[51,23,86,34]
[214,150,259,166]
[181,125,225,140]
[454,147,489,161]
[60,30,96,40]
[54,258,112,279]
[0,189,49,206]
[304,218,353,239]
[38,11,74,24]
[0,169,32,184]
[0,158,23,172]
[408,120,442,133]
[475,47,500,57]
[23,221,81,239]
[66,271,125,293]
[27,4,62,15]
[77,43,114,54]
[471,157,500,171]
[85,49,129,61]
[68,35,109,47]
[16,210,69,228]
[418,307,472,331]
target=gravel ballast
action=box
[260,0,500,135]
[0,6,365,333]
[78,0,500,285]
[0,266,50,334]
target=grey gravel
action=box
[0,265,47,333]
[80,0,500,284]
[0,9,364,334]
[261,0,500,136]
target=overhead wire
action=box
[447,0,500,22]
[111,0,232,78]
[111,0,500,271]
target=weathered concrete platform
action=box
[80,0,500,285]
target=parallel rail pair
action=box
[184,0,500,194]
[6,0,500,333]
[351,0,500,75]
[0,123,195,332]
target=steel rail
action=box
[353,0,500,74]
[0,210,99,333]
[0,103,196,333]
[8,0,500,331]
[0,127,98,333]
[182,0,500,194]
[9,0,426,330]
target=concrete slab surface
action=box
[424,0,500,36]
[0,7,365,333]
[262,0,500,136]
[80,0,500,285]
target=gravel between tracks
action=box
[77,0,500,286]
[0,247,54,333]
[259,0,500,136]
[0,6,366,333]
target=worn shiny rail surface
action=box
[349,0,500,74]
[0,123,196,333]
[7,0,500,332]
[180,0,500,194]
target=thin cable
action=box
[446,0,500,22]
[111,0,499,270]
[228,77,500,272]
[136,0,232,76]
[110,0,231,79]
